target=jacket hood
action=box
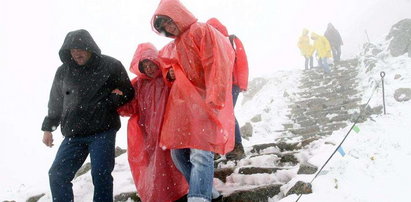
[130,42,161,80]
[206,18,229,37]
[302,28,309,36]
[59,29,101,65]
[311,32,320,39]
[152,0,197,37]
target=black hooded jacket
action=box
[41,29,134,137]
[324,24,343,47]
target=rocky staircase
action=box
[110,59,373,202]
[23,59,380,202]
[211,59,368,201]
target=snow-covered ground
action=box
[1,0,411,201]
[277,53,411,201]
[4,39,411,202]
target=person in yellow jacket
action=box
[311,32,332,73]
[297,29,315,70]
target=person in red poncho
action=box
[206,17,249,160]
[117,42,188,202]
[151,0,235,201]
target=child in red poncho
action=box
[118,42,188,202]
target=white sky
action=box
[0,0,410,199]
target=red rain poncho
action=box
[118,43,188,202]
[152,0,236,154]
[207,17,249,91]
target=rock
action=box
[286,181,313,196]
[386,19,411,57]
[224,184,282,202]
[251,114,262,123]
[394,74,402,80]
[283,90,290,97]
[241,77,268,104]
[280,154,299,164]
[74,147,127,179]
[394,88,411,102]
[250,142,300,153]
[298,164,318,174]
[300,137,320,147]
[115,146,127,157]
[114,192,141,202]
[214,167,235,183]
[240,122,253,139]
[26,194,45,202]
[365,62,376,73]
[238,167,282,175]
[276,142,300,151]
[74,162,91,178]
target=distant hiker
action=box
[297,28,315,70]
[207,17,249,160]
[152,0,235,201]
[117,43,188,202]
[41,29,134,202]
[324,23,343,63]
[311,32,332,73]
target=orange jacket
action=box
[153,0,235,154]
[118,43,188,202]
[207,18,249,91]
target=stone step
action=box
[223,184,282,202]
[289,125,320,135]
[321,122,348,131]
[239,167,285,175]
[214,166,291,183]
[298,87,359,99]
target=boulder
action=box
[286,181,313,196]
[115,146,127,157]
[224,184,282,202]
[386,19,411,57]
[26,194,45,202]
[298,164,318,174]
[114,192,140,202]
[240,122,253,139]
[251,114,262,123]
[394,88,411,102]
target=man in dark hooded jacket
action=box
[324,23,343,63]
[41,29,134,202]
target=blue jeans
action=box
[318,57,330,73]
[171,148,214,201]
[49,129,117,202]
[304,56,314,70]
[232,85,242,144]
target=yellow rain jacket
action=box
[297,29,314,57]
[311,32,332,58]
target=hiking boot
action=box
[212,195,223,202]
[225,143,245,160]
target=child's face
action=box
[141,60,160,78]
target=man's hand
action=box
[112,89,123,95]
[43,131,54,147]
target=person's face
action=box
[70,49,92,65]
[141,60,160,78]
[161,19,180,36]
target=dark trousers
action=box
[304,56,314,70]
[49,129,116,202]
[232,85,242,144]
[331,45,341,62]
